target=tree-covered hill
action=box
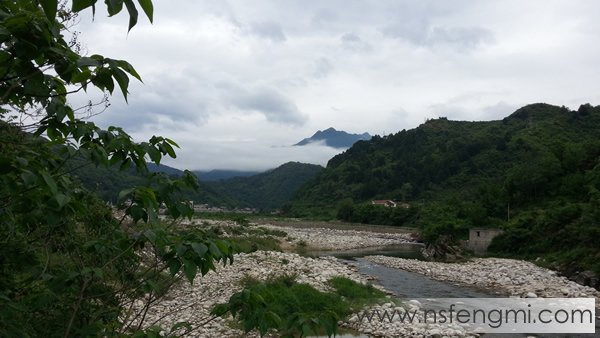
[207,162,323,210]
[72,160,238,207]
[289,103,600,276]
[73,161,323,210]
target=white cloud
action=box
[72,0,600,171]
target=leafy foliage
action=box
[212,275,385,337]
[0,1,233,336]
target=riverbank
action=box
[260,222,417,251]
[130,251,377,337]
[142,219,598,337]
[130,250,481,337]
[364,255,600,299]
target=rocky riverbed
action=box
[128,251,375,337]
[135,219,598,337]
[129,250,484,338]
[364,255,600,300]
[260,223,416,250]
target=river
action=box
[312,244,599,338]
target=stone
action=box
[408,299,422,308]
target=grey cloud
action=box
[383,20,494,51]
[313,58,333,79]
[428,26,494,51]
[251,21,286,42]
[230,87,308,126]
[340,32,371,51]
[427,102,469,120]
[427,100,519,122]
[92,74,212,132]
[311,8,338,27]
[482,101,519,120]
[96,98,208,132]
[382,18,429,45]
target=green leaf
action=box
[183,260,197,283]
[143,229,156,243]
[119,157,132,170]
[168,259,181,276]
[105,0,124,16]
[15,157,28,166]
[77,57,101,68]
[72,0,96,12]
[147,145,161,163]
[209,242,222,259]
[165,138,180,148]
[123,0,138,32]
[92,69,115,93]
[20,170,37,186]
[215,240,231,257]
[175,243,187,256]
[41,171,58,195]
[128,205,146,222]
[191,242,208,257]
[117,60,142,81]
[40,0,58,20]
[161,142,176,158]
[137,0,153,23]
[118,188,134,202]
[109,151,124,166]
[111,67,130,101]
[55,194,70,208]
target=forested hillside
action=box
[73,161,238,207]
[194,169,260,181]
[290,103,600,274]
[207,162,323,210]
[73,161,322,210]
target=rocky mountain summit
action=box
[294,127,371,148]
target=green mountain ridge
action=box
[206,162,323,210]
[289,103,600,278]
[194,169,261,181]
[75,160,322,210]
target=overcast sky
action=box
[74,0,600,171]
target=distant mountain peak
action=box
[294,128,371,149]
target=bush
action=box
[228,236,282,253]
[213,275,386,337]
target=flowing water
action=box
[311,244,598,337]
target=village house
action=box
[371,200,397,207]
[465,228,504,255]
[371,200,410,208]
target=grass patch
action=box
[243,226,288,238]
[213,275,386,337]
[328,276,386,303]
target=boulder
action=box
[421,235,465,262]
[574,270,599,289]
